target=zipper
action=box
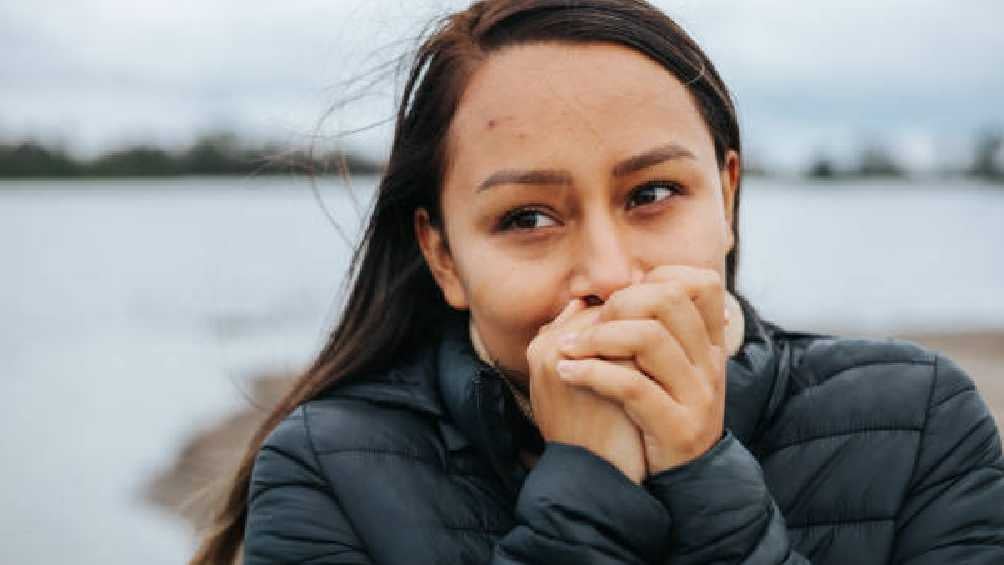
[473,369,520,497]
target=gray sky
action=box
[2,0,1003,172]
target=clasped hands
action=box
[527,265,728,484]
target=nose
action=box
[568,216,642,304]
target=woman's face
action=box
[417,42,739,381]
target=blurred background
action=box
[2,1,1002,563]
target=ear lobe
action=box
[414,208,469,310]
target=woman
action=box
[193,1,1004,563]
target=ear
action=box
[719,150,740,252]
[415,208,469,310]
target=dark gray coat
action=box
[244,300,1004,564]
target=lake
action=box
[1,176,1002,564]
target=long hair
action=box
[191,1,742,562]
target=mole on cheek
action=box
[487,119,497,129]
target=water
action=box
[739,179,1004,332]
[1,176,1002,564]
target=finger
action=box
[529,300,598,383]
[707,344,726,394]
[556,357,684,435]
[643,265,726,349]
[600,281,715,372]
[559,319,706,403]
[556,304,604,337]
[538,298,584,338]
[551,298,585,326]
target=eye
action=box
[498,208,559,231]
[627,182,680,210]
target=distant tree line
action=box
[3,128,1001,183]
[0,132,384,178]
[806,143,905,180]
[806,128,1004,183]
[970,128,1004,182]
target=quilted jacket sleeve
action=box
[244,408,374,565]
[492,443,671,564]
[890,354,1004,563]
[644,431,810,564]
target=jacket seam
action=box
[258,443,320,472]
[427,524,511,535]
[267,530,366,549]
[314,448,492,479]
[301,406,334,492]
[733,493,775,563]
[816,358,934,385]
[764,426,921,454]
[894,355,939,536]
[302,403,369,556]
[249,479,328,506]
[929,382,976,411]
[299,552,370,565]
[907,461,1000,499]
[507,526,639,563]
[314,447,442,466]
[790,516,895,529]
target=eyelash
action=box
[626,181,682,210]
[496,180,682,232]
[497,206,557,232]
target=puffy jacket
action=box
[244,298,1004,564]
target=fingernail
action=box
[724,306,731,322]
[556,360,578,380]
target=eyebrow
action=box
[477,169,572,192]
[612,143,696,177]
[476,143,696,192]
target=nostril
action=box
[583,295,604,307]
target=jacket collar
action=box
[725,295,789,447]
[436,322,531,492]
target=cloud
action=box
[2,0,1002,167]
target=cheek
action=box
[458,244,564,367]
[467,258,559,327]
[635,201,731,270]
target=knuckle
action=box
[576,361,596,381]
[621,377,645,402]
[661,281,687,304]
[641,320,665,347]
[647,264,678,282]
[675,427,701,453]
[702,270,724,293]
[603,292,626,316]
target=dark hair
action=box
[191,1,741,562]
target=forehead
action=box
[447,42,716,174]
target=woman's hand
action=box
[555,265,728,474]
[527,299,648,484]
